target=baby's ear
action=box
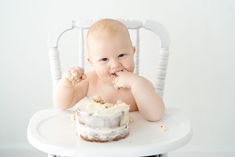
[87,57,93,65]
[132,46,136,54]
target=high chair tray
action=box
[27,108,192,157]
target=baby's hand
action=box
[62,67,87,87]
[113,71,138,89]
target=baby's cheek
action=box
[127,58,135,71]
[96,68,110,78]
[126,63,135,72]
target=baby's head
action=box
[87,19,135,83]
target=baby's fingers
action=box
[74,67,84,76]
[63,67,86,86]
[113,78,127,90]
[81,74,87,80]
[112,78,119,89]
[63,70,73,80]
[116,68,128,76]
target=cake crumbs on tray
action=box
[160,123,167,132]
[93,96,105,104]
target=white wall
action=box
[0,0,235,156]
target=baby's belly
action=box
[87,90,138,112]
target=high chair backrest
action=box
[48,19,170,97]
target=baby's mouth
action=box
[111,73,118,77]
[110,70,124,77]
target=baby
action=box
[53,19,165,121]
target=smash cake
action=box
[73,96,130,142]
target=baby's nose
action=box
[111,59,121,69]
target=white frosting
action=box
[76,123,129,140]
[74,97,130,141]
[75,97,130,116]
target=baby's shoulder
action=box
[85,71,99,96]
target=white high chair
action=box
[27,19,192,157]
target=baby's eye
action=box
[118,53,126,58]
[100,58,108,62]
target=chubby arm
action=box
[53,67,88,109]
[131,77,165,121]
[114,72,165,121]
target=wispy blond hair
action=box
[87,19,132,49]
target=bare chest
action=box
[87,83,138,111]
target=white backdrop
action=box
[0,0,235,157]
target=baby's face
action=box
[88,34,135,83]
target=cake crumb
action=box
[129,116,134,123]
[71,70,79,86]
[160,123,167,132]
[93,96,115,108]
[93,96,105,104]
